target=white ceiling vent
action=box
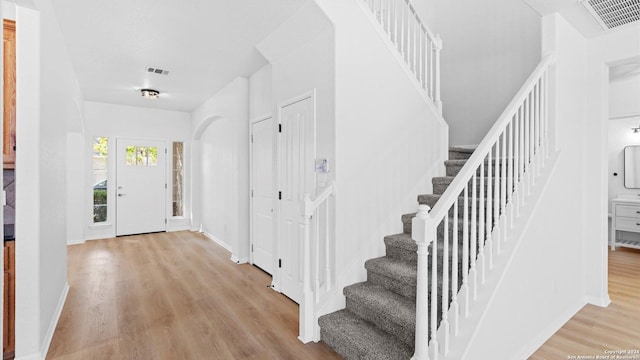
[581,0,640,30]
[146,67,170,75]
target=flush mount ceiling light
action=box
[141,88,160,99]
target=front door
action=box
[116,138,167,236]
[278,95,315,304]
[251,117,275,274]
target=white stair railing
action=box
[411,54,555,360]
[360,0,442,112]
[299,181,336,343]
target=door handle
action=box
[118,193,126,197]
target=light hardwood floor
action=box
[46,231,341,360]
[530,247,640,359]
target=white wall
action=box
[609,74,640,119]
[83,101,190,240]
[15,0,83,358]
[310,0,448,305]
[191,77,249,263]
[413,0,541,146]
[249,64,272,120]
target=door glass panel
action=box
[125,145,158,166]
[92,137,108,223]
[172,142,184,217]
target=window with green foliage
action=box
[172,142,184,217]
[126,146,158,166]
[93,137,108,223]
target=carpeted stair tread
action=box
[448,146,475,160]
[319,309,414,360]
[344,282,416,347]
[365,257,417,299]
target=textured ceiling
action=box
[51,0,309,112]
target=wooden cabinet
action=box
[610,198,640,250]
[3,241,14,360]
[3,19,16,170]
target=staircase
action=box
[319,146,476,360]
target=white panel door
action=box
[116,138,167,236]
[278,96,315,304]
[251,117,274,274]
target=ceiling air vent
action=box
[146,66,170,75]
[581,0,640,30]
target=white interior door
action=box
[278,96,315,304]
[251,117,274,274]
[116,138,167,236]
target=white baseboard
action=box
[41,283,69,359]
[586,294,611,307]
[511,298,586,360]
[15,353,42,360]
[202,232,232,253]
[230,256,249,264]
[66,238,85,246]
[84,233,115,241]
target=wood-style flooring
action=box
[46,231,341,360]
[46,232,640,359]
[530,247,640,359]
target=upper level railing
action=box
[411,54,555,360]
[299,181,336,343]
[360,0,442,112]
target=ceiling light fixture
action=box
[141,88,160,99]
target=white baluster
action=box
[430,218,439,360]
[434,35,442,113]
[325,199,331,292]
[507,120,514,229]
[494,139,500,259]
[462,186,470,318]
[411,204,432,360]
[485,144,493,273]
[478,157,486,286]
[452,199,460,334]
[299,194,314,343]
[442,216,450,355]
[471,173,478,300]
[500,130,507,252]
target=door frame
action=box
[115,137,168,236]
[272,90,317,294]
[249,113,274,273]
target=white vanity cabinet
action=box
[610,198,640,250]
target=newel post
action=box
[299,193,315,343]
[411,204,435,360]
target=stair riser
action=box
[320,328,364,360]
[385,243,418,264]
[345,297,415,349]
[367,271,416,300]
[448,149,473,160]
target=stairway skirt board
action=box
[319,147,480,360]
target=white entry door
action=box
[251,117,274,274]
[278,95,315,304]
[116,138,167,236]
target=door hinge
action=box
[278,191,282,200]
[251,189,254,197]
[165,148,167,154]
[251,244,254,252]
[165,218,167,224]
[278,124,282,133]
[251,134,254,143]
[165,183,167,189]
[279,259,282,268]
